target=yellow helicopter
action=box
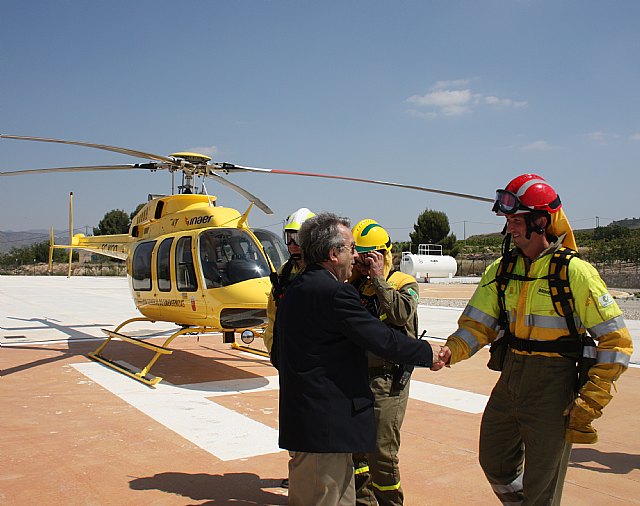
[0,134,492,386]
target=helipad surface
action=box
[1,276,638,505]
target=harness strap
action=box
[548,247,579,336]
[493,247,579,330]
[494,249,518,327]
[506,334,581,355]
[488,246,596,390]
[271,258,296,306]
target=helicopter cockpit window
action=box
[157,237,173,292]
[176,236,197,292]
[132,241,155,291]
[253,228,289,272]
[199,229,270,287]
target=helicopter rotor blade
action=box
[2,134,493,207]
[206,172,274,215]
[0,163,163,177]
[214,163,494,203]
[0,134,175,164]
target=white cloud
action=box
[587,131,607,142]
[520,140,553,151]
[431,79,471,90]
[586,131,619,144]
[190,145,219,156]
[484,96,527,108]
[588,131,640,143]
[406,79,527,118]
[407,89,472,116]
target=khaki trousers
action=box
[354,375,409,506]
[288,451,356,506]
[479,351,575,505]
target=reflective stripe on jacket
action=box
[447,245,633,384]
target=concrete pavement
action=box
[1,275,639,505]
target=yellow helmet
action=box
[283,208,316,233]
[352,219,392,253]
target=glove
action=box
[565,397,598,444]
[565,376,615,444]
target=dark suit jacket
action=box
[273,264,433,453]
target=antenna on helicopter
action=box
[201,180,215,207]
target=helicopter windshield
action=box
[253,228,289,271]
[198,229,270,288]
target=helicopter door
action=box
[156,237,173,292]
[132,241,155,292]
[174,235,207,319]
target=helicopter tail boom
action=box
[67,233,132,261]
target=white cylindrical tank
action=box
[399,244,457,279]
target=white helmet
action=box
[283,208,316,233]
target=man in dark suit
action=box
[272,212,443,505]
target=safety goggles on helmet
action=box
[355,249,384,265]
[492,188,562,215]
[492,189,531,214]
[284,231,299,246]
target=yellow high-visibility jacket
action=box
[263,260,302,354]
[354,270,420,369]
[446,243,632,409]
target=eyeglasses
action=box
[492,189,530,215]
[339,242,357,254]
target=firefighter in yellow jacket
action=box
[264,207,315,490]
[439,174,633,505]
[264,207,315,354]
[350,219,420,506]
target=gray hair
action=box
[298,212,351,265]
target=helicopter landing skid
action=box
[88,317,219,387]
[230,342,270,358]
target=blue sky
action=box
[2,0,639,242]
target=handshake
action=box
[430,345,451,371]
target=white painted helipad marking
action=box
[409,381,488,413]
[73,361,489,463]
[72,362,282,461]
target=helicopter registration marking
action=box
[100,244,121,253]
[136,297,186,307]
[72,362,282,461]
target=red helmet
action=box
[493,173,562,215]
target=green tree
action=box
[0,241,76,266]
[130,203,146,221]
[93,209,130,236]
[593,225,631,241]
[409,209,460,257]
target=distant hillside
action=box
[4,217,639,253]
[611,217,640,229]
[466,217,640,241]
[0,230,61,253]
